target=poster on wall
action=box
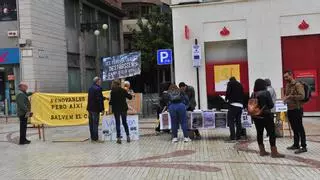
[102,115,139,141]
[214,64,240,92]
[0,0,17,21]
[102,52,141,81]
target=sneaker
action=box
[172,138,178,143]
[294,147,307,154]
[116,139,122,144]
[127,136,131,143]
[287,145,300,150]
[195,135,202,140]
[184,137,192,143]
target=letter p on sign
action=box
[157,49,172,65]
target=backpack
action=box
[297,81,311,103]
[169,90,182,102]
[247,93,265,117]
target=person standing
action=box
[179,82,201,139]
[16,82,32,145]
[168,84,191,143]
[265,78,277,137]
[109,80,133,144]
[225,77,244,142]
[283,70,307,154]
[87,77,105,143]
[251,79,284,158]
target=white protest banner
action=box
[102,115,139,141]
[102,52,141,81]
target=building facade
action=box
[0,0,124,115]
[171,0,320,112]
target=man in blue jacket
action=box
[87,77,105,143]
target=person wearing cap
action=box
[87,77,105,143]
[16,82,33,145]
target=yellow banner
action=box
[31,91,110,126]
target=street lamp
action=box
[94,24,109,76]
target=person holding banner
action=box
[16,82,33,145]
[110,80,133,144]
[87,77,105,143]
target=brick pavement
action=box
[0,116,319,180]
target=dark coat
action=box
[16,90,32,116]
[226,80,244,104]
[185,86,196,110]
[109,87,133,113]
[87,84,105,113]
[255,90,274,116]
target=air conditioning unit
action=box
[171,0,203,5]
[7,31,18,38]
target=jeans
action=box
[19,115,28,143]
[169,103,188,138]
[114,111,130,138]
[88,111,100,141]
[287,109,306,148]
[227,106,243,140]
[254,113,276,147]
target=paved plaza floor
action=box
[0,117,320,180]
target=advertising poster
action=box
[214,112,228,128]
[214,64,240,92]
[203,111,215,128]
[102,115,139,141]
[160,112,171,130]
[191,111,204,129]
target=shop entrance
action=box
[282,34,320,112]
[0,66,19,115]
[205,40,249,110]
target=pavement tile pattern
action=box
[0,117,319,180]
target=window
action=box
[82,4,94,23]
[65,0,78,28]
[0,0,17,21]
[110,18,119,41]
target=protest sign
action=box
[241,111,252,128]
[102,52,141,81]
[203,111,215,128]
[160,112,171,130]
[215,112,228,128]
[102,115,139,141]
[191,111,204,129]
[31,91,110,126]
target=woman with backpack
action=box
[167,84,191,143]
[250,79,285,158]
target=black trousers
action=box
[19,115,28,143]
[287,109,306,148]
[254,114,276,147]
[227,106,242,140]
[114,111,130,138]
[88,112,99,141]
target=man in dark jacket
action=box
[87,77,105,143]
[225,77,244,142]
[16,82,33,145]
[179,82,201,139]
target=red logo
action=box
[299,20,309,30]
[0,52,9,63]
[220,27,230,36]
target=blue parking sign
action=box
[157,49,172,65]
